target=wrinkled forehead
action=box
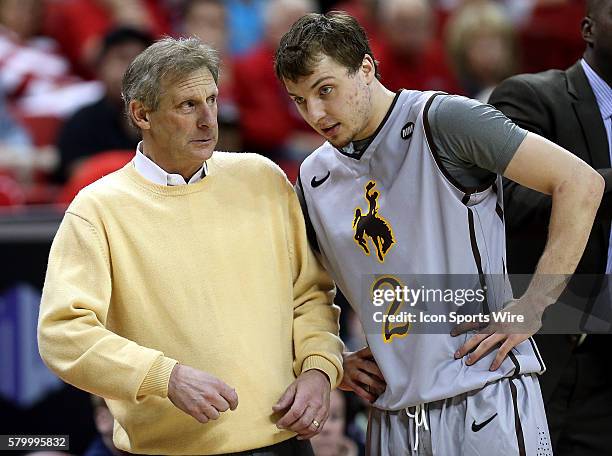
[160,68,218,100]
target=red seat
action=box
[57,150,133,204]
[0,173,26,206]
[276,159,299,185]
[12,113,62,147]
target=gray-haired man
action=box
[38,37,344,455]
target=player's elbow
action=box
[555,163,604,210]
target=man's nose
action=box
[197,104,216,128]
[307,99,326,126]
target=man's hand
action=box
[273,369,331,440]
[339,347,386,403]
[451,297,544,371]
[167,364,238,423]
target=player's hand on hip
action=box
[339,347,386,403]
[167,363,238,424]
[451,298,543,371]
[273,369,331,440]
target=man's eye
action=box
[182,101,195,108]
[294,97,304,105]
[207,96,217,104]
[320,86,333,95]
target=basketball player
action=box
[274,11,603,456]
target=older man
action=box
[38,37,343,456]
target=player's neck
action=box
[357,81,396,140]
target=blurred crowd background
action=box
[0,0,587,455]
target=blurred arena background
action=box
[0,0,587,455]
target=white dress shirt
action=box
[133,142,207,185]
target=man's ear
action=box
[362,54,376,84]
[582,16,595,47]
[129,100,151,130]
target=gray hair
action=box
[122,36,219,127]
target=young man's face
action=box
[283,54,375,148]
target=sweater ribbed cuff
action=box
[138,356,178,398]
[302,355,339,388]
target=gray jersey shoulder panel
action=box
[428,95,528,188]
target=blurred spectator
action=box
[435,0,540,28]
[332,0,382,45]
[45,0,170,78]
[55,28,152,183]
[311,390,359,456]
[233,0,322,160]
[375,0,462,93]
[83,395,129,456]
[0,0,102,117]
[435,0,584,73]
[181,0,240,151]
[0,89,31,206]
[0,90,32,148]
[224,0,267,56]
[446,1,518,101]
[519,0,585,72]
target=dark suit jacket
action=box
[489,61,612,403]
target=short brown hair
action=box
[274,11,379,83]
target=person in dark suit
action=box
[489,0,612,454]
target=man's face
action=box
[591,1,612,59]
[145,68,218,171]
[283,55,374,148]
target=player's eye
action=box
[207,95,217,105]
[320,86,333,96]
[294,97,305,105]
[181,100,195,109]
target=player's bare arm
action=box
[453,132,604,370]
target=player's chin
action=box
[327,134,351,148]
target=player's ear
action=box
[362,54,376,83]
[130,100,151,131]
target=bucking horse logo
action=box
[353,181,395,262]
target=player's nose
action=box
[308,99,327,126]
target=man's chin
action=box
[191,142,215,159]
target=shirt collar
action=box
[133,142,207,186]
[581,59,612,120]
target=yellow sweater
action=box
[38,152,344,455]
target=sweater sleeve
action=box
[284,181,345,388]
[37,211,178,402]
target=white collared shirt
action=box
[133,142,207,186]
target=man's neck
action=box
[584,50,612,87]
[141,143,203,182]
[355,81,396,141]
